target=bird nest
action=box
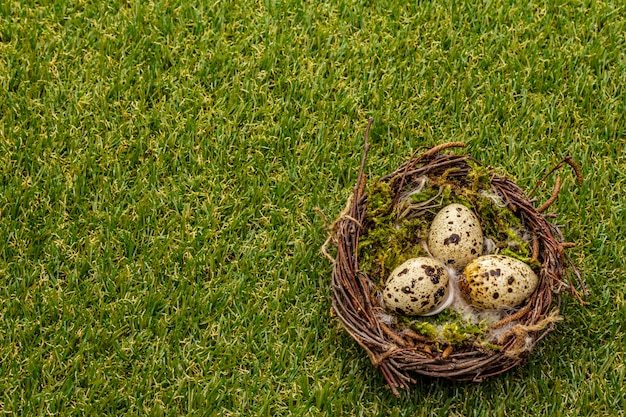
[325,120,587,396]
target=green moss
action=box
[359,217,430,282]
[460,172,532,260]
[467,161,493,192]
[409,322,438,339]
[473,193,503,231]
[441,321,486,347]
[500,248,541,270]
[364,181,395,225]
[428,306,462,325]
[408,310,491,348]
[499,247,528,262]
[418,181,457,208]
[409,185,443,204]
[358,181,431,282]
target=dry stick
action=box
[379,322,408,347]
[353,118,373,215]
[441,345,454,360]
[564,156,584,186]
[423,355,502,378]
[537,176,562,213]
[530,155,582,197]
[355,273,382,330]
[402,329,435,344]
[387,359,415,384]
[332,278,364,321]
[490,304,533,329]
[529,233,540,265]
[382,155,469,186]
[421,141,467,159]
[564,251,589,297]
[402,155,471,179]
[379,365,403,397]
[374,346,402,365]
[331,291,388,349]
[349,118,411,393]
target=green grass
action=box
[0,0,625,415]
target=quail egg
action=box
[459,254,539,310]
[383,257,453,316]
[428,203,483,268]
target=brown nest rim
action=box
[328,120,587,396]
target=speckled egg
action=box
[459,255,539,310]
[428,203,483,268]
[383,257,451,316]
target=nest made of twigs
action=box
[326,121,587,396]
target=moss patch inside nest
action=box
[358,181,431,283]
[404,309,492,348]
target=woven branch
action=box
[329,142,586,396]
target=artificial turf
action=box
[0,0,625,415]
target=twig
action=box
[421,142,467,159]
[530,155,583,197]
[537,176,562,213]
[353,118,373,213]
[564,156,583,187]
